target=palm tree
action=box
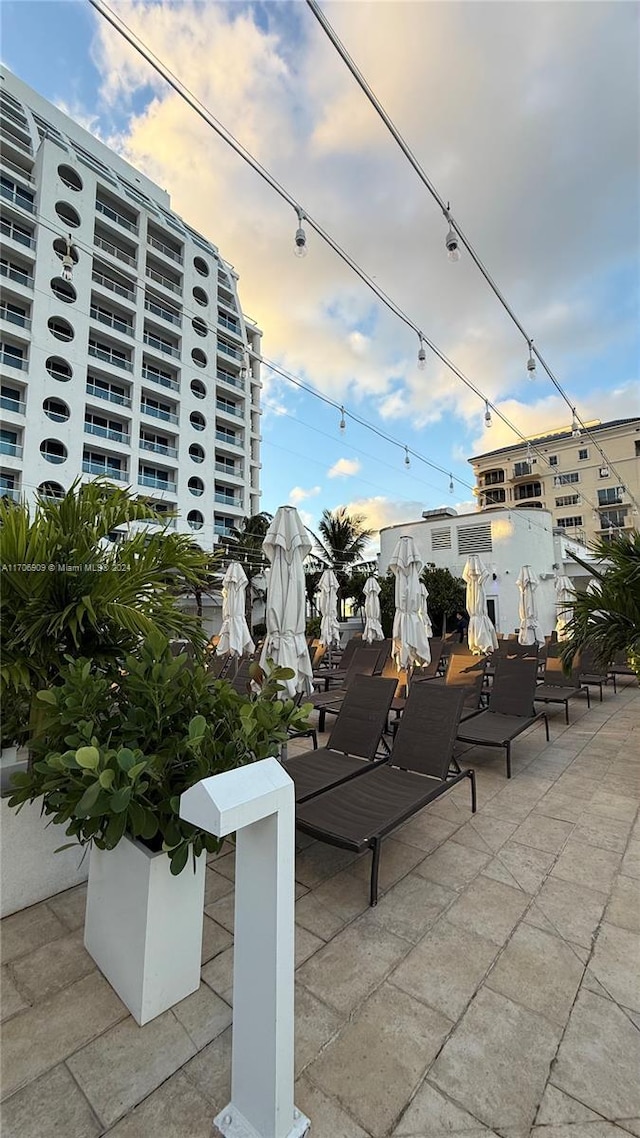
[312,507,373,619]
[0,480,215,748]
[560,532,640,676]
[220,512,272,630]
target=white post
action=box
[180,758,310,1138]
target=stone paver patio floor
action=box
[1,681,639,1137]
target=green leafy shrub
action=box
[8,634,312,874]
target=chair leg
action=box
[370,839,382,907]
[318,708,326,733]
[506,743,512,779]
[599,683,603,703]
[565,701,569,725]
[585,687,591,709]
[468,769,477,813]
[311,730,318,750]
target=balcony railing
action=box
[86,382,132,408]
[96,198,139,234]
[144,298,181,327]
[0,352,26,370]
[0,486,19,502]
[82,461,126,481]
[215,430,241,447]
[146,265,181,295]
[140,439,178,458]
[217,312,240,334]
[140,403,178,425]
[0,394,26,414]
[91,269,135,302]
[90,306,133,337]
[85,422,130,445]
[88,344,133,371]
[1,262,33,288]
[0,306,30,330]
[216,370,244,391]
[141,366,179,392]
[94,234,137,267]
[143,332,180,359]
[139,474,177,492]
[0,440,22,457]
[0,219,35,249]
[1,157,34,185]
[147,234,183,265]
[215,461,242,477]
[217,340,243,361]
[216,401,243,419]
[0,183,34,213]
[215,493,240,507]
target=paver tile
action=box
[309,982,452,1138]
[204,867,234,906]
[606,875,640,932]
[294,983,343,1076]
[430,987,561,1130]
[415,840,491,891]
[585,923,640,1012]
[102,1071,213,1138]
[366,874,457,943]
[394,812,459,853]
[621,841,640,880]
[201,914,233,964]
[551,989,640,1119]
[295,891,347,942]
[201,945,233,1005]
[391,1078,494,1136]
[1,968,29,1021]
[46,885,87,931]
[551,841,621,893]
[66,1010,196,1128]
[181,1028,230,1109]
[572,813,634,853]
[485,923,584,1025]
[172,983,232,1049]
[9,929,94,1003]
[296,916,409,1015]
[452,815,518,855]
[511,815,575,854]
[1,972,127,1100]
[588,790,638,822]
[1,903,66,964]
[348,838,426,894]
[535,1083,602,1126]
[445,875,530,946]
[390,918,497,1020]
[490,840,556,894]
[0,1063,101,1138]
[295,843,360,888]
[527,876,607,948]
[294,1075,370,1138]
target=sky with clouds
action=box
[3,0,639,543]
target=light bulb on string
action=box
[449,473,454,494]
[61,234,75,282]
[527,340,536,380]
[571,408,581,438]
[404,446,411,469]
[444,207,460,261]
[339,406,346,433]
[294,207,307,258]
[484,401,492,427]
[417,335,427,370]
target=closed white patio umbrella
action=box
[259,505,313,697]
[517,565,544,646]
[463,555,498,655]
[318,568,341,649]
[418,582,433,638]
[389,536,431,669]
[363,576,384,643]
[216,561,255,657]
[555,575,576,642]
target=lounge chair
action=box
[391,649,484,732]
[281,674,397,802]
[312,634,361,684]
[309,644,384,729]
[534,656,591,724]
[295,684,475,905]
[607,652,637,692]
[456,656,549,778]
[578,648,610,702]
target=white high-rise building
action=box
[0,67,261,548]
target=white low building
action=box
[378,507,595,637]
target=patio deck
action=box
[1,679,639,1137]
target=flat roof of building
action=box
[468,417,640,463]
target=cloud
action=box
[288,485,321,505]
[341,496,427,551]
[327,457,361,478]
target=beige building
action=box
[469,417,640,547]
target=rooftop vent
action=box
[421,507,457,520]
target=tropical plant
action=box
[375,565,466,637]
[560,532,640,675]
[312,508,373,619]
[7,634,313,874]
[220,512,273,630]
[0,482,214,749]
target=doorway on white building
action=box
[487,598,498,630]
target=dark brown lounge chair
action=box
[456,656,549,778]
[534,656,591,724]
[281,674,397,803]
[309,644,384,729]
[607,652,637,692]
[391,649,484,734]
[312,635,361,687]
[295,684,474,906]
[578,648,610,702]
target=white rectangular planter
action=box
[84,836,205,1025]
[0,796,89,918]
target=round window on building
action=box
[192,317,207,338]
[40,439,68,465]
[190,411,206,431]
[191,350,207,370]
[187,510,204,531]
[57,165,83,192]
[53,237,79,266]
[189,444,205,463]
[55,202,81,229]
[47,316,75,342]
[43,397,70,423]
[37,480,66,499]
[45,356,73,382]
[190,378,206,399]
[188,477,204,497]
[193,256,209,277]
[193,286,208,307]
[50,278,76,304]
